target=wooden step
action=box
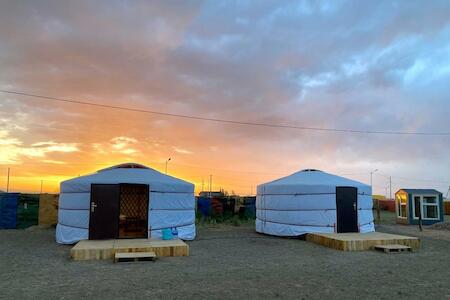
[374,244,412,253]
[114,251,156,263]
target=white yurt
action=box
[256,169,374,236]
[56,163,195,244]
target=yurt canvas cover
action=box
[56,163,195,244]
[256,169,374,236]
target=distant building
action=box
[395,189,444,225]
[372,194,386,201]
[198,191,224,198]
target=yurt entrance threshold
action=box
[89,184,149,240]
[336,187,358,233]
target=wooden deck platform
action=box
[70,239,189,261]
[305,232,420,251]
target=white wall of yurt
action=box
[56,163,196,244]
[255,169,374,236]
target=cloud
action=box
[0,130,22,146]
[110,136,138,150]
[41,159,66,165]
[90,136,140,156]
[0,1,449,194]
[0,131,79,163]
[173,147,193,155]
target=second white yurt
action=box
[56,163,195,244]
[256,169,374,236]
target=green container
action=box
[16,194,39,229]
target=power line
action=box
[376,172,449,184]
[2,90,450,136]
[0,161,287,176]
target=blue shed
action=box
[0,193,19,229]
[395,189,444,225]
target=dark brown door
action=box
[89,184,120,240]
[336,187,358,233]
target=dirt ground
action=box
[1,214,450,299]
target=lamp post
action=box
[165,158,171,174]
[370,169,379,223]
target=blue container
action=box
[162,228,173,240]
[0,193,19,229]
[197,197,211,217]
[171,227,178,239]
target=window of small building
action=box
[396,194,407,218]
[422,196,439,219]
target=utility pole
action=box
[209,174,212,198]
[389,176,392,200]
[201,178,204,193]
[370,169,379,223]
[40,180,43,195]
[6,167,10,193]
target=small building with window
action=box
[395,189,444,225]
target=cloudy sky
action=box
[0,0,449,195]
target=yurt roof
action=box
[60,163,194,193]
[258,169,370,195]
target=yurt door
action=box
[89,184,120,239]
[118,184,149,239]
[336,187,358,233]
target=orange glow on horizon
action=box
[0,159,280,196]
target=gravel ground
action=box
[1,224,449,300]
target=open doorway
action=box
[89,183,149,240]
[119,184,149,238]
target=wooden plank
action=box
[70,238,189,261]
[305,232,420,251]
[70,240,115,261]
[374,244,412,253]
[114,251,156,262]
[375,244,411,250]
[113,239,189,257]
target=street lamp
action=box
[165,158,171,174]
[370,169,378,189]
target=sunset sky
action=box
[0,1,449,196]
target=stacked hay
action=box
[38,194,59,226]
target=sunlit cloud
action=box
[173,147,193,155]
[0,131,79,163]
[41,159,66,165]
[111,136,138,150]
[0,130,22,146]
